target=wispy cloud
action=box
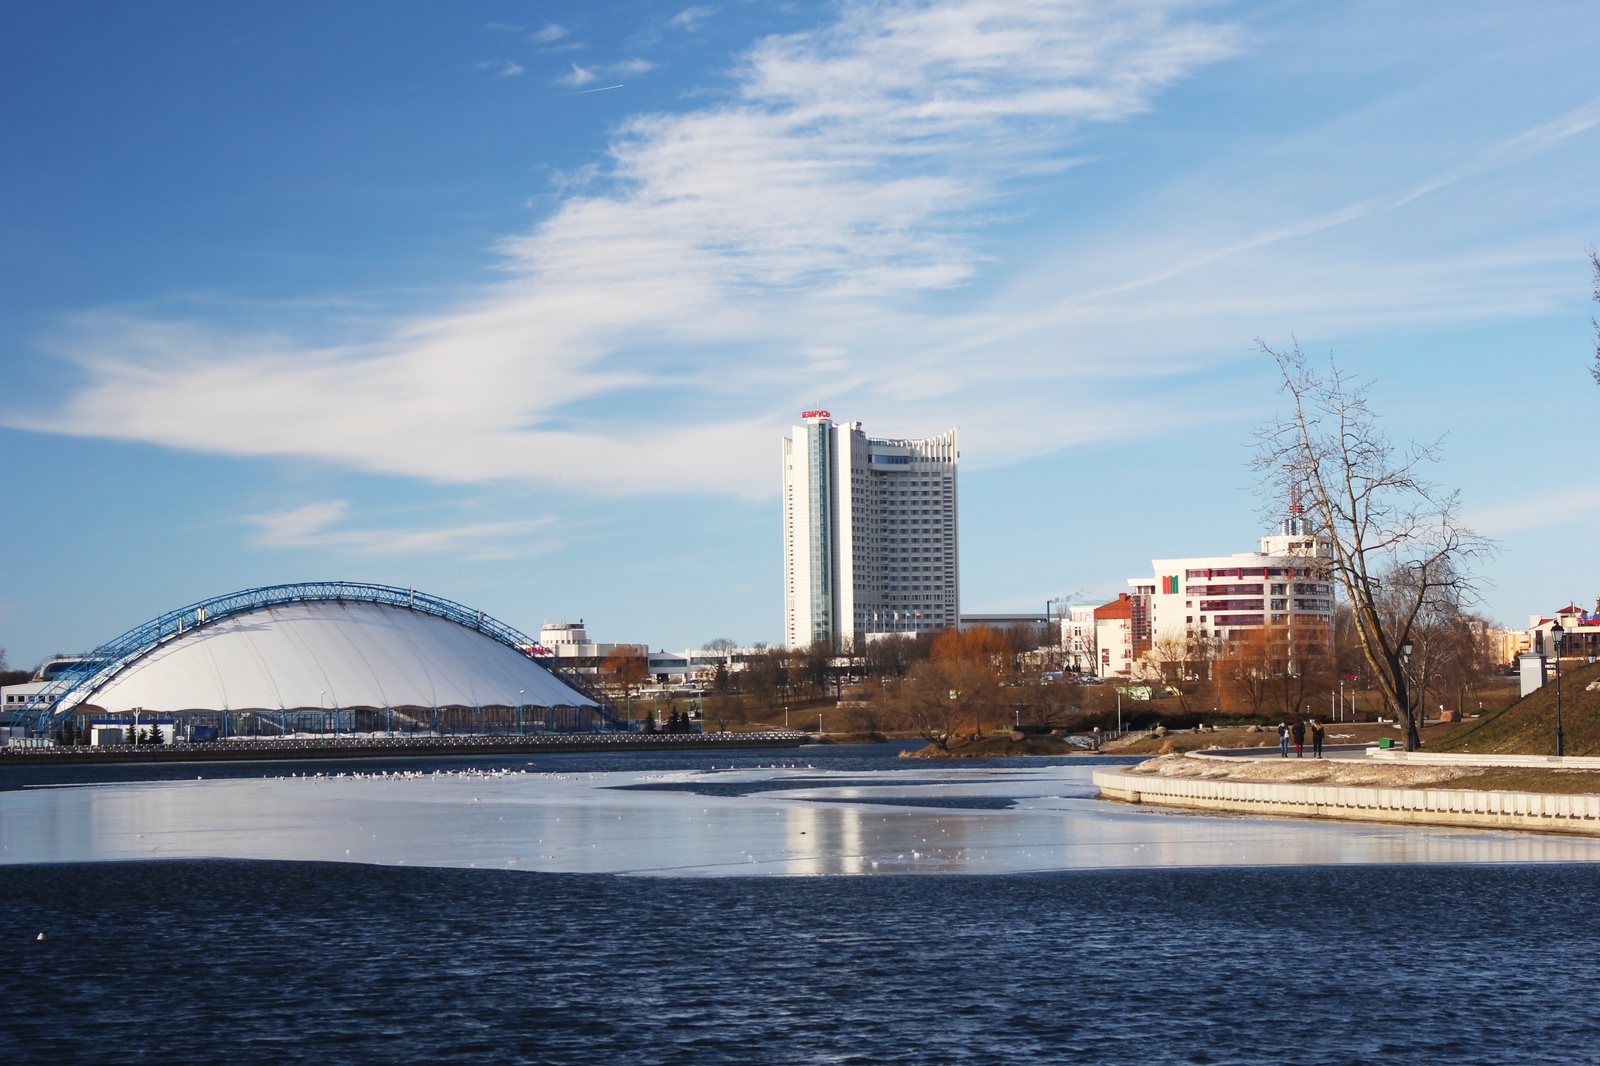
[20,1,1591,501]
[475,58,525,79]
[608,57,655,77]
[25,1,1247,495]
[247,501,556,559]
[556,58,654,90]
[555,62,596,87]
[670,6,715,31]
[529,23,568,45]
[1467,485,1600,536]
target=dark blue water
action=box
[5,859,1597,1065]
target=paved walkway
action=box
[1194,742,1373,761]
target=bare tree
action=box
[1253,340,1493,749]
[600,645,649,718]
[705,692,745,733]
[1145,632,1213,716]
[863,633,923,678]
[1265,622,1335,721]
[1435,611,1502,717]
[1590,249,1600,388]
[933,625,1014,737]
[0,648,31,688]
[1215,627,1275,719]
[1011,668,1077,729]
[901,662,965,750]
[741,646,794,719]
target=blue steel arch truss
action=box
[25,582,621,733]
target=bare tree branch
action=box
[1251,339,1494,749]
[1589,248,1600,388]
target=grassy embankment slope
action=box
[1433,660,1600,757]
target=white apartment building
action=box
[1059,603,1102,673]
[783,411,959,649]
[1129,515,1337,651]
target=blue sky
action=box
[2,0,1597,667]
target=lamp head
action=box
[1400,638,1414,659]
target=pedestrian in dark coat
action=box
[1310,718,1325,758]
[1291,718,1306,758]
[1278,722,1290,758]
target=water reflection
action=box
[4,764,1599,876]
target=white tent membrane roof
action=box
[74,600,595,713]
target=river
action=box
[3,743,1596,1063]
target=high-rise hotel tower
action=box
[782,411,959,649]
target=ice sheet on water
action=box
[4,763,1599,876]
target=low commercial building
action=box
[2,658,89,730]
[1529,604,1600,664]
[959,613,1054,648]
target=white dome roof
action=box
[73,600,594,714]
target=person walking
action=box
[1278,721,1290,758]
[1310,718,1325,758]
[1291,718,1306,758]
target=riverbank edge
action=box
[0,731,809,766]
[1092,767,1600,837]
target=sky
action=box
[2,0,1597,668]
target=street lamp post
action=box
[1552,621,1565,757]
[518,690,525,736]
[1400,638,1414,749]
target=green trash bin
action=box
[1378,737,1393,749]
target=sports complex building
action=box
[2,583,622,743]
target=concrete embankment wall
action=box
[0,731,809,766]
[1093,768,1600,836]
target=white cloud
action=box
[1467,485,1600,536]
[27,1,1245,496]
[555,62,597,87]
[475,58,525,79]
[529,23,568,45]
[20,1,1592,501]
[247,500,556,559]
[670,6,715,31]
[607,57,655,77]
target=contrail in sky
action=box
[561,84,624,96]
